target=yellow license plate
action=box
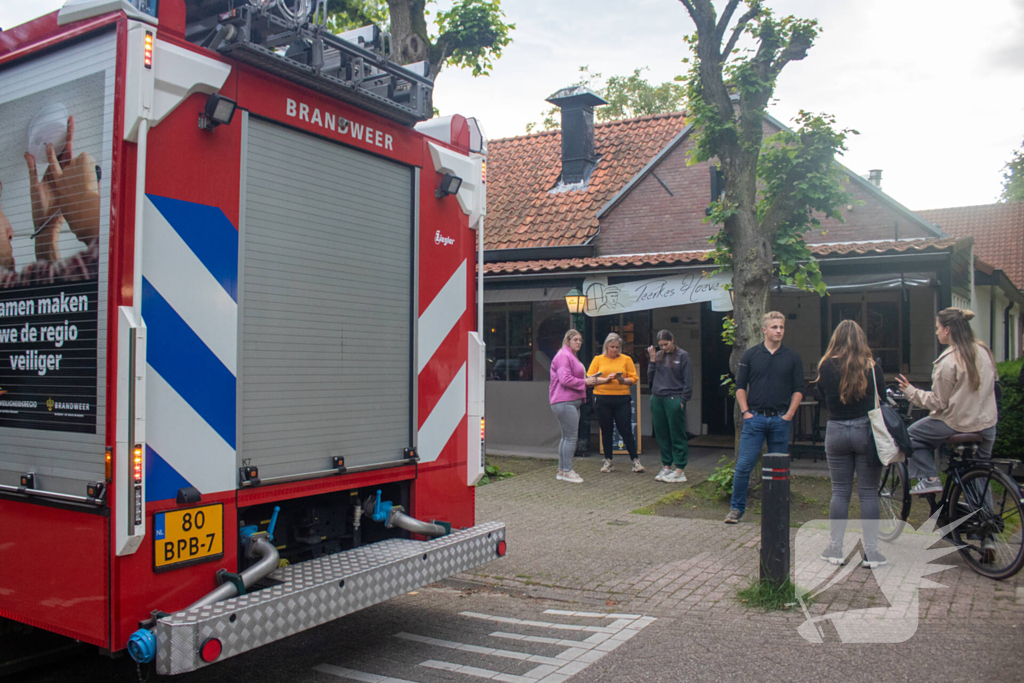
[154,504,224,571]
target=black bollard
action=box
[760,452,790,587]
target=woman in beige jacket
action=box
[896,308,999,495]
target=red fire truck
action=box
[0,0,498,674]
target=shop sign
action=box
[581,271,733,316]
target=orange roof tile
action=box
[484,238,964,276]
[485,112,688,250]
[917,203,1024,291]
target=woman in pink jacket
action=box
[550,329,609,483]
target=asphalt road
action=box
[9,451,1024,682]
[12,583,1023,683]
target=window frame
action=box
[827,292,903,373]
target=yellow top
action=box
[587,354,639,396]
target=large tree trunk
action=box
[386,0,438,74]
[724,152,772,454]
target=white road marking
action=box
[458,611,630,633]
[313,610,656,683]
[541,610,642,619]
[313,663,417,683]
[395,632,564,666]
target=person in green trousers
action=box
[647,330,693,483]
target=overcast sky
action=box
[3,0,1023,210]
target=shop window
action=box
[830,298,901,373]
[592,312,652,375]
[533,300,571,381]
[485,303,533,381]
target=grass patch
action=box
[638,475,842,523]
[737,577,811,612]
[631,481,694,515]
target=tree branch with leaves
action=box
[525,66,686,132]
[1001,138,1024,202]
[325,0,514,80]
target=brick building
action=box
[482,88,1023,454]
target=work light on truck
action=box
[199,93,237,130]
[436,173,463,198]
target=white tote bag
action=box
[868,364,903,466]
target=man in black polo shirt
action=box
[725,311,804,523]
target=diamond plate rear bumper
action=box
[154,521,505,674]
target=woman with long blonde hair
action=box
[897,308,998,495]
[549,329,610,483]
[813,320,887,568]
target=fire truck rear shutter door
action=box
[239,117,413,478]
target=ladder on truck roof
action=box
[189,1,433,126]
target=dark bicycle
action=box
[878,386,1024,580]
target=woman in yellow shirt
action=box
[588,333,643,473]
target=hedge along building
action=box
[482,88,1024,454]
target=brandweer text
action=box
[286,98,394,151]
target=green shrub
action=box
[994,358,1024,461]
[476,462,516,486]
[707,456,736,497]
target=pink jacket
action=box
[549,347,587,404]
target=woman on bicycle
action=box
[896,308,999,495]
[813,320,888,568]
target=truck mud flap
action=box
[154,521,506,674]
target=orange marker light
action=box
[144,31,153,69]
[105,447,113,482]
[133,444,143,483]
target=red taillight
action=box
[480,417,485,442]
[133,445,143,484]
[144,31,153,69]
[199,638,222,663]
[496,540,506,557]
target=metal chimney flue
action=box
[868,169,882,189]
[546,86,607,186]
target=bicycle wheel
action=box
[947,467,1024,580]
[878,462,911,542]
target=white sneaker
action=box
[655,467,673,482]
[556,470,564,481]
[561,469,584,484]
[664,470,687,483]
[631,459,645,473]
[910,477,942,495]
[600,459,614,473]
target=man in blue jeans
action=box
[725,311,804,524]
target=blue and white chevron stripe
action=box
[142,195,238,501]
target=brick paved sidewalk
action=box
[459,453,1024,628]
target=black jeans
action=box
[595,394,637,460]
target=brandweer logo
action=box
[434,231,455,246]
[793,512,966,644]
